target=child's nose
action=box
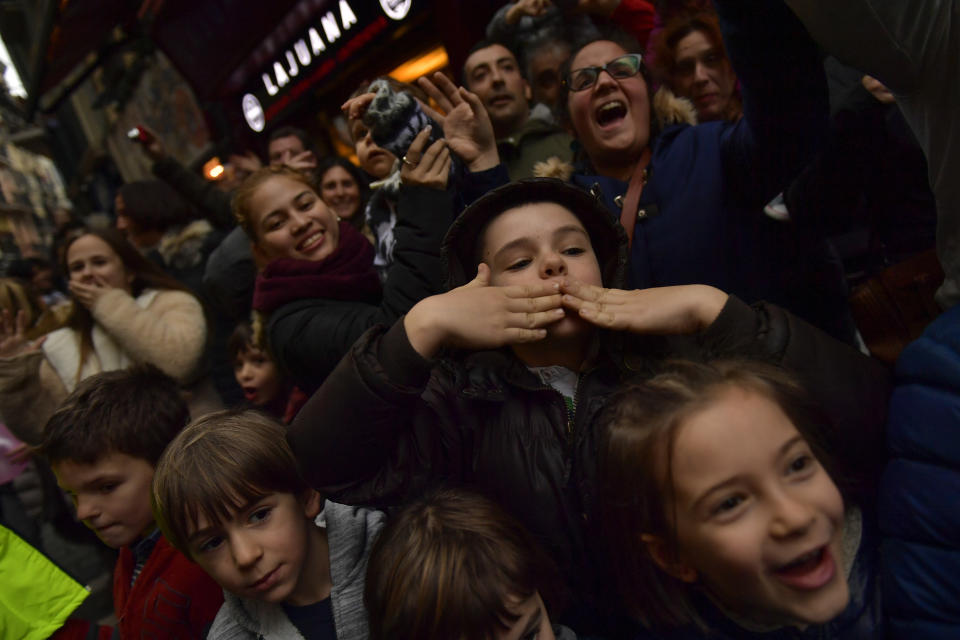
[230,533,262,568]
[768,493,816,538]
[541,254,567,278]
[75,495,98,521]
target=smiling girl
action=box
[236,128,451,393]
[598,360,881,638]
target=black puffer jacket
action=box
[264,185,453,394]
[289,179,890,620]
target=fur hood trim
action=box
[157,219,214,267]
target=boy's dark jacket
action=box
[288,179,890,622]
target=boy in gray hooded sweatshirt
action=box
[152,409,384,640]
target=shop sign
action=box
[240,0,423,131]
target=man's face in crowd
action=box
[464,44,532,137]
[268,135,306,167]
[528,43,571,112]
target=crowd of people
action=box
[0,0,956,638]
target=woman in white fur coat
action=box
[0,228,206,444]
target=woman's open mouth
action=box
[595,100,627,129]
[297,230,325,253]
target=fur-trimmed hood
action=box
[157,219,215,270]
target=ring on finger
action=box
[402,155,419,168]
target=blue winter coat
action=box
[462,0,851,340]
[880,303,960,638]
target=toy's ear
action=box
[301,490,324,519]
[641,533,698,583]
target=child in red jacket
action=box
[39,364,222,639]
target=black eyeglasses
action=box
[564,54,643,92]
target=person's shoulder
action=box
[145,288,201,313]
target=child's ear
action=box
[641,533,698,583]
[300,490,324,519]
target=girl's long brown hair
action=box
[61,227,193,383]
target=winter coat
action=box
[113,534,223,639]
[264,185,451,393]
[0,525,89,640]
[0,288,206,444]
[288,179,890,624]
[880,302,960,638]
[467,0,849,340]
[497,115,573,181]
[206,501,385,640]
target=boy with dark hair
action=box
[366,488,574,640]
[39,363,222,639]
[152,409,384,640]
[288,178,890,630]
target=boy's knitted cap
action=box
[442,178,627,291]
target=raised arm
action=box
[714,0,829,210]
[288,271,564,503]
[90,289,206,382]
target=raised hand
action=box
[137,125,167,162]
[559,280,728,335]
[404,263,565,358]
[0,309,43,359]
[507,0,553,23]
[416,73,499,172]
[285,150,318,172]
[69,277,117,310]
[400,126,451,190]
[341,92,375,122]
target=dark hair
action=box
[117,180,196,233]
[365,488,563,640]
[39,363,189,466]
[521,34,573,92]
[61,228,194,384]
[462,39,524,87]
[315,156,370,228]
[151,409,310,555]
[227,321,258,361]
[597,359,838,630]
[267,126,318,159]
[556,25,653,142]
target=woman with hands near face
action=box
[289,179,888,632]
[0,228,206,445]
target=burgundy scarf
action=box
[252,221,381,314]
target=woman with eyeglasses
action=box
[456,1,850,340]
